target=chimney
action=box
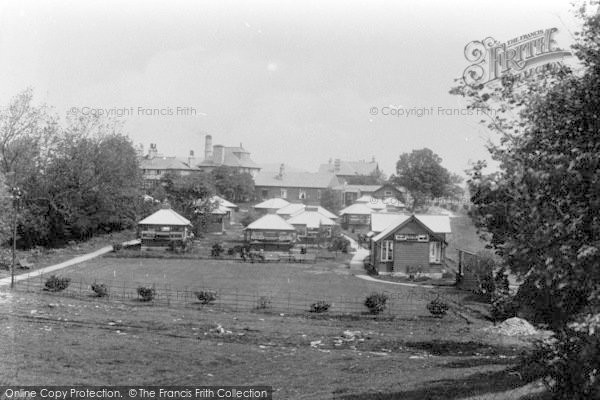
[188,150,195,166]
[334,158,341,173]
[205,135,213,161]
[213,145,225,165]
[148,143,158,158]
[278,163,285,179]
[371,156,376,163]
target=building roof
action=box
[197,146,260,170]
[254,171,340,189]
[140,156,197,171]
[319,160,378,176]
[357,196,405,210]
[138,208,192,226]
[370,213,410,233]
[372,214,451,242]
[254,198,290,210]
[287,211,336,229]
[210,195,237,209]
[276,204,338,219]
[339,203,374,215]
[333,184,383,193]
[210,205,232,215]
[245,214,296,231]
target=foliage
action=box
[159,172,215,234]
[364,292,388,314]
[211,243,224,257]
[44,275,71,292]
[256,296,272,310]
[91,282,108,297]
[463,250,497,298]
[239,210,259,228]
[210,166,254,202]
[392,148,462,211]
[136,286,155,301]
[451,3,600,396]
[490,267,518,322]
[309,300,331,313]
[328,235,350,254]
[195,290,217,305]
[524,320,600,399]
[112,242,123,252]
[319,188,342,214]
[0,90,143,247]
[427,296,449,318]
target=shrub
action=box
[211,243,224,257]
[112,242,123,252]
[195,290,217,305]
[522,316,600,400]
[137,286,155,301]
[365,292,388,314]
[427,296,449,318]
[256,296,272,310]
[91,282,108,297]
[310,300,331,313]
[44,275,71,292]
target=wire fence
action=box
[14,273,469,320]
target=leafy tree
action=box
[210,166,254,202]
[451,2,600,397]
[319,188,342,214]
[392,148,459,211]
[159,171,216,234]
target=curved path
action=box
[0,239,140,287]
[355,273,434,289]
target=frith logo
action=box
[463,28,572,86]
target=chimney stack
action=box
[148,143,158,158]
[334,158,341,173]
[205,135,213,161]
[188,150,195,166]
[278,163,285,179]
[213,145,225,165]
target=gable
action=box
[379,220,428,240]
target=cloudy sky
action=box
[0,0,580,177]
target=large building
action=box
[318,158,380,184]
[139,144,199,189]
[196,135,261,177]
[254,164,341,205]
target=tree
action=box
[319,188,342,214]
[392,148,459,211]
[159,171,216,234]
[210,166,254,202]
[0,90,143,246]
[451,3,600,397]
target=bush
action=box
[195,290,217,305]
[309,300,331,313]
[44,275,71,292]
[91,282,108,297]
[523,316,600,399]
[256,296,272,310]
[365,292,388,314]
[211,243,224,257]
[137,286,155,301]
[112,242,123,252]
[427,296,449,318]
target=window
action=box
[261,189,269,199]
[381,240,394,262]
[317,190,321,200]
[280,189,288,199]
[384,190,393,197]
[299,190,307,200]
[429,242,441,263]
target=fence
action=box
[15,273,469,320]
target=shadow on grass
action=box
[404,340,522,357]
[441,356,517,369]
[335,368,532,400]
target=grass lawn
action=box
[0,289,548,399]
[22,257,453,318]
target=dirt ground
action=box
[0,290,548,400]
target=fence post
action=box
[287,289,291,313]
[235,287,238,312]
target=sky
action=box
[0,0,581,178]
